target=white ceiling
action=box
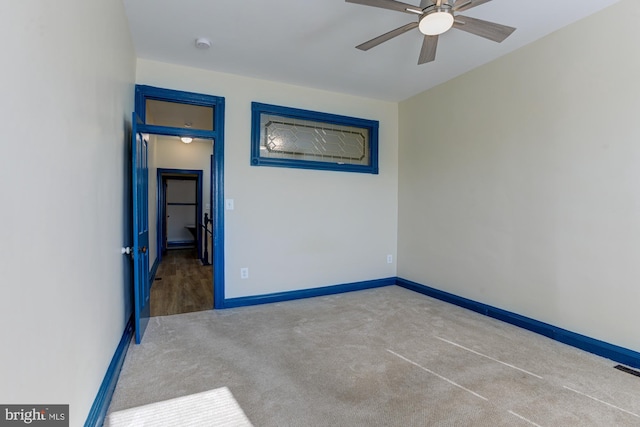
[124,0,621,102]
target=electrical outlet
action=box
[240,267,249,279]
[387,254,393,264]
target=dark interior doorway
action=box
[152,164,211,317]
[157,170,203,261]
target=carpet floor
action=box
[108,286,640,426]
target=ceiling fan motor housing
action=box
[419,3,455,36]
[423,0,455,13]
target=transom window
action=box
[251,102,379,174]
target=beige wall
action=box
[0,0,136,424]
[398,0,640,352]
[137,60,399,298]
[154,136,213,213]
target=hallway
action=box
[150,249,213,317]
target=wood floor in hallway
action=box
[150,249,213,317]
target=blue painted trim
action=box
[137,125,215,140]
[157,168,204,176]
[213,101,225,309]
[167,240,195,247]
[157,167,204,263]
[250,102,379,175]
[137,85,225,312]
[131,114,151,345]
[135,85,220,127]
[148,256,159,288]
[84,317,134,427]
[396,278,640,369]
[223,277,395,309]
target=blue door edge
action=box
[131,113,150,344]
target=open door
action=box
[132,113,150,344]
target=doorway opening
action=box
[150,167,211,316]
[134,86,225,325]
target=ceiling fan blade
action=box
[453,0,492,12]
[346,0,423,14]
[356,22,419,51]
[453,15,516,42]
[418,35,438,64]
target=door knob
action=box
[140,246,147,254]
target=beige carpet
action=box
[108,286,640,426]
[106,387,252,427]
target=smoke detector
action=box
[195,38,211,49]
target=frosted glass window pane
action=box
[146,99,214,131]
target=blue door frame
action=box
[157,169,203,261]
[135,85,226,311]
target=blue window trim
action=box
[135,85,226,309]
[250,102,379,174]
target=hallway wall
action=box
[0,1,136,424]
[155,136,212,218]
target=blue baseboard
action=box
[167,240,195,248]
[84,317,134,427]
[149,257,159,288]
[223,277,396,309]
[396,277,640,369]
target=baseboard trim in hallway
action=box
[396,277,640,369]
[85,317,134,427]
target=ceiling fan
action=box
[347,0,516,64]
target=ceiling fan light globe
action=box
[419,11,454,36]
